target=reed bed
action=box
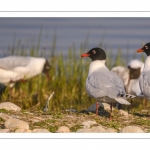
[0,33,149,113]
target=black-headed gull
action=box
[0,55,50,88]
[81,47,136,118]
[137,42,150,100]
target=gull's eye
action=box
[145,45,148,49]
[92,50,96,54]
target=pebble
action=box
[0,129,11,133]
[56,126,70,133]
[32,129,50,133]
[81,120,97,128]
[76,125,106,133]
[86,102,104,113]
[0,102,21,111]
[4,118,29,130]
[76,126,117,133]
[0,113,12,121]
[15,129,32,133]
[102,103,114,111]
[29,117,44,123]
[119,110,129,118]
[104,128,117,133]
[120,126,145,133]
[76,128,93,133]
[90,125,106,132]
[65,109,78,113]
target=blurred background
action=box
[0,17,149,111]
[0,17,150,60]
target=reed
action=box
[0,32,147,112]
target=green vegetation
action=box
[0,31,148,114]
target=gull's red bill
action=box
[137,48,144,53]
[81,53,90,57]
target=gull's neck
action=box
[88,60,106,75]
[143,56,150,71]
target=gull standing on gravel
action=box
[0,55,51,89]
[81,47,136,118]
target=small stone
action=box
[66,115,75,119]
[0,102,21,111]
[15,129,32,133]
[76,125,106,133]
[4,118,29,130]
[11,115,22,119]
[90,125,106,132]
[76,128,92,133]
[81,120,97,128]
[32,129,50,133]
[119,110,129,117]
[56,126,70,133]
[86,102,103,113]
[102,103,114,111]
[65,109,78,113]
[120,126,145,133]
[0,129,11,133]
[0,113,12,121]
[104,128,117,133]
[29,117,44,123]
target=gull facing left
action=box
[81,47,136,118]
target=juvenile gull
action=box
[127,59,144,96]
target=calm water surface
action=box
[0,17,150,62]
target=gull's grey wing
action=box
[86,68,126,99]
[139,71,150,98]
[0,56,31,70]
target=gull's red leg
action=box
[96,101,99,115]
[110,103,113,120]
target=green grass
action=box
[0,32,147,113]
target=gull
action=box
[81,47,136,119]
[127,59,144,96]
[111,66,129,91]
[112,59,145,110]
[137,42,150,107]
[0,55,50,91]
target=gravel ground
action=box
[0,101,150,133]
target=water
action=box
[0,17,150,62]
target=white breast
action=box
[88,60,106,76]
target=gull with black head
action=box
[137,42,150,101]
[0,55,51,92]
[81,47,136,119]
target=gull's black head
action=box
[42,60,51,80]
[81,47,106,61]
[137,42,150,56]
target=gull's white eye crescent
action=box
[92,50,96,54]
[145,45,148,49]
